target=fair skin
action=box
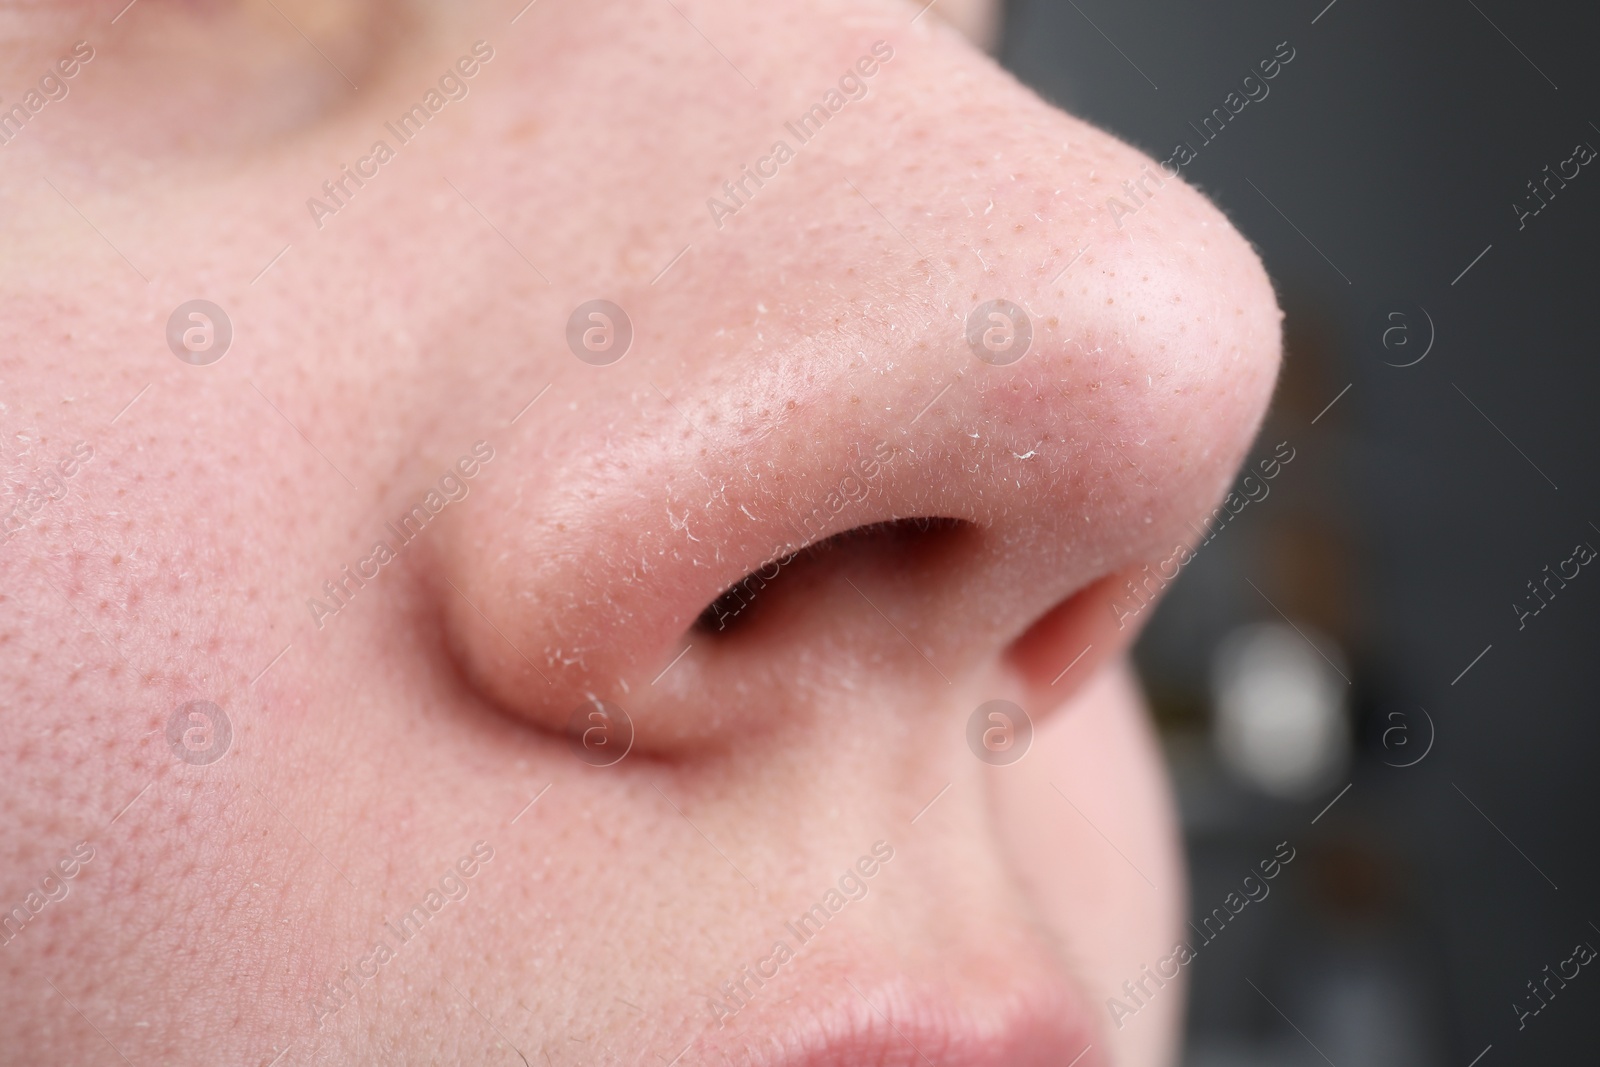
[0,1,1280,1064]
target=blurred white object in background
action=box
[1210,622,1349,799]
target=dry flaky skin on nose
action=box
[0,1,1278,1065]
[441,6,1282,751]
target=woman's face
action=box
[0,1,1280,1064]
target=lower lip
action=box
[689,969,1105,1067]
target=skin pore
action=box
[0,1,1281,1065]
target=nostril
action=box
[694,579,777,637]
[693,517,970,636]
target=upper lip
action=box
[685,968,1105,1067]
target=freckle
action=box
[1014,223,1026,233]
[1106,298,1114,305]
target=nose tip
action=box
[437,42,1281,754]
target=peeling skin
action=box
[0,1,1278,1066]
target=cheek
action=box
[990,659,1186,1067]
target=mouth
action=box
[685,967,1104,1067]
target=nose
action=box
[435,26,1282,754]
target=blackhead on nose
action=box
[434,16,1282,755]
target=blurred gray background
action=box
[999,0,1600,1063]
